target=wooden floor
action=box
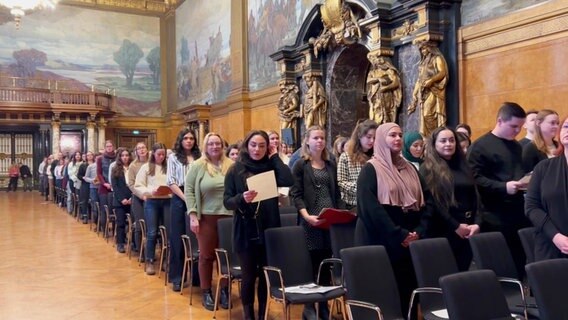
[0,190,302,320]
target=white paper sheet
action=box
[246,170,278,202]
[431,309,449,319]
[281,283,342,294]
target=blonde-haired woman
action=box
[185,133,233,311]
[522,109,560,172]
[290,125,346,319]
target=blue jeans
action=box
[168,194,188,284]
[89,188,99,221]
[144,198,170,261]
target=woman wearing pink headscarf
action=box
[356,122,433,313]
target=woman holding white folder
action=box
[223,130,294,320]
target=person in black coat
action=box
[467,102,531,277]
[290,126,346,320]
[111,148,133,253]
[526,115,568,261]
[223,130,294,320]
[420,127,482,271]
[357,122,433,313]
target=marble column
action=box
[97,120,107,152]
[51,120,60,155]
[198,121,206,144]
[86,121,96,153]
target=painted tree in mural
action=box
[11,48,47,78]
[146,47,160,85]
[113,39,143,87]
[180,37,190,65]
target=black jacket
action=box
[112,172,132,207]
[224,155,293,253]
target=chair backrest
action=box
[526,259,568,320]
[217,217,237,264]
[440,270,513,320]
[469,232,519,279]
[139,219,147,238]
[518,227,536,264]
[264,226,313,286]
[409,238,459,313]
[330,221,356,258]
[279,213,297,227]
[341,245,403,320]
[278,205,297,215]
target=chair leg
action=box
[180,260,187,296]
[228,280,232,320]
[213,276,222,319]
[189,262,193,305]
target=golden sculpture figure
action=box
[278,80,301,130]
[366,53,402,124]
[313,0,361,57]
[302,73,327,128]
[408,41,448,137]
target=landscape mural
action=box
[176,0,231,108]
[461,0,548,25]
[0,5,161,117]
[248,0,321,91]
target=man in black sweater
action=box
[467,102,531,277]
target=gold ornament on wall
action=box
[313,0,361,57]
[301,73,328,128]
[407,40,448,137]
[366,53,402,124]
[278,80,301,130]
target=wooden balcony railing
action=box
[0,87,115,112]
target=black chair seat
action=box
[504,292,539,319]
[220,265,242,279]
[270,286,345,304]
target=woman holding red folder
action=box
[290,125,346,320]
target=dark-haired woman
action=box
[357,123,432,312]
[167,128,201,292]
[134,143,170,276]
[337,119,377,210]
[111,147,132,254]
[224,130,294,320]
[420,127,481,271]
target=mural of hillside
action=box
[176,0,231,108]
[462,0,548,25]
[248,0,321,91]
[0,5,161,117]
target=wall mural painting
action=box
[176,0,231,108]
[248,0,322,91]
[461,0,548,25]
[0,5,161,117]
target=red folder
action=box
[152,185,172,197]
[315,208,356,229]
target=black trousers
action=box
[237,244,267,314]
[168,194,188,284]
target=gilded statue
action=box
[313,0,361,57]
[302,73,327,128]
[408,41,448,137]
[366,53,402,124]
[278,80,301,130]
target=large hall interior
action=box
[1,0,568,319]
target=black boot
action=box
[201,289,216,311]
[302,303,317,320]
[243,304,255,320]
[220,287,230,309]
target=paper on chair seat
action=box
[431,309,449,319]
[281,283,342,294]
